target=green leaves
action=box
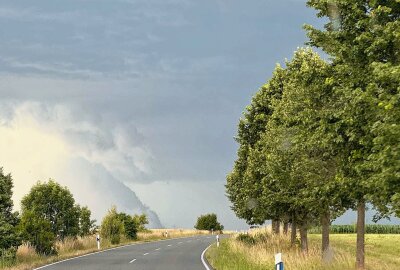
[194,213,224,231]
[20,180,81,238]
[0,168,22,262]
[100,206,125,245]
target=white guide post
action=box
[275,253,283,270]
[96,234,100,250]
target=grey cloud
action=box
[0,0,339,228]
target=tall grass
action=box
[206,227,400,270]
[137,229,209,241]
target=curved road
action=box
[34,235,217,270]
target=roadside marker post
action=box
[216,234,220,247]
[275,253,283,270]
[96,234,100,250]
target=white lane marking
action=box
[129,259,137,263]
[178,242,183,244]
[201,243,213,270]
[155,248,161,251]
[32,235,198,270]
[143,253,149,256]
[167,244,172,247]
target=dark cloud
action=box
[2,0,362,229]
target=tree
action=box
[18,210,56,255]
[194,213,224,231]
[262,49,351,254]
[305,1,400,268]
[117,213,137,240]
[226,64,285,226]
[20,180,80,239]
[78,206,95,237]
[100,206,124,244]
[132,214,149,232]
[0,168,21,262]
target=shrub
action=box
[236,234,256,245]
[194,213,224,231]
[132,214,149,232]
[18,210,56,255]
[117,213,137,240]
[0,247,17,267]
[100,206,124,245]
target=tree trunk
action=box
[321,211,330,261]
[272,219,280,234]
[271,220,276,234]
[299,224,308,254]
[356,201,365,269]
[276,221,280,234]
[290,221,297,246]
[283,222,289,235]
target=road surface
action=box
[34,235,219,270]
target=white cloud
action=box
[0,101,162,227]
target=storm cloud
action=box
[5,0,381,228]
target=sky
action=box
[1,0,398,229]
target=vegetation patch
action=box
[207,229,400,270]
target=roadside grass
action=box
[206,230,400,270]
[1,229,209,270]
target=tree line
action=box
[226,1,399,269]
[0,168,149,264]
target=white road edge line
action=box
[143,252,149,256]
[32,235,201,270]
[155,248,161,251]
[201,243,213,270]
[129,259,137,263]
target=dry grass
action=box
[138,228,209,241]
[207,227,400,270]
[2,229,209,270]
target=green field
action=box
[206,234,400,270]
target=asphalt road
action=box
[34,235,219,270]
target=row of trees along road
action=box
[0,168,149,264]
[226,1,399,269]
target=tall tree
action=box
[0,168,21,261]
[305,1,400,268]
[226,65,285,226]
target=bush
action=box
[236,234,256,245]
[18,210,56,255]
[100,206,124,245]
[117,213,138,240]
[194,213,224,231]
[0,247,17,267]
[132,214,149,232]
